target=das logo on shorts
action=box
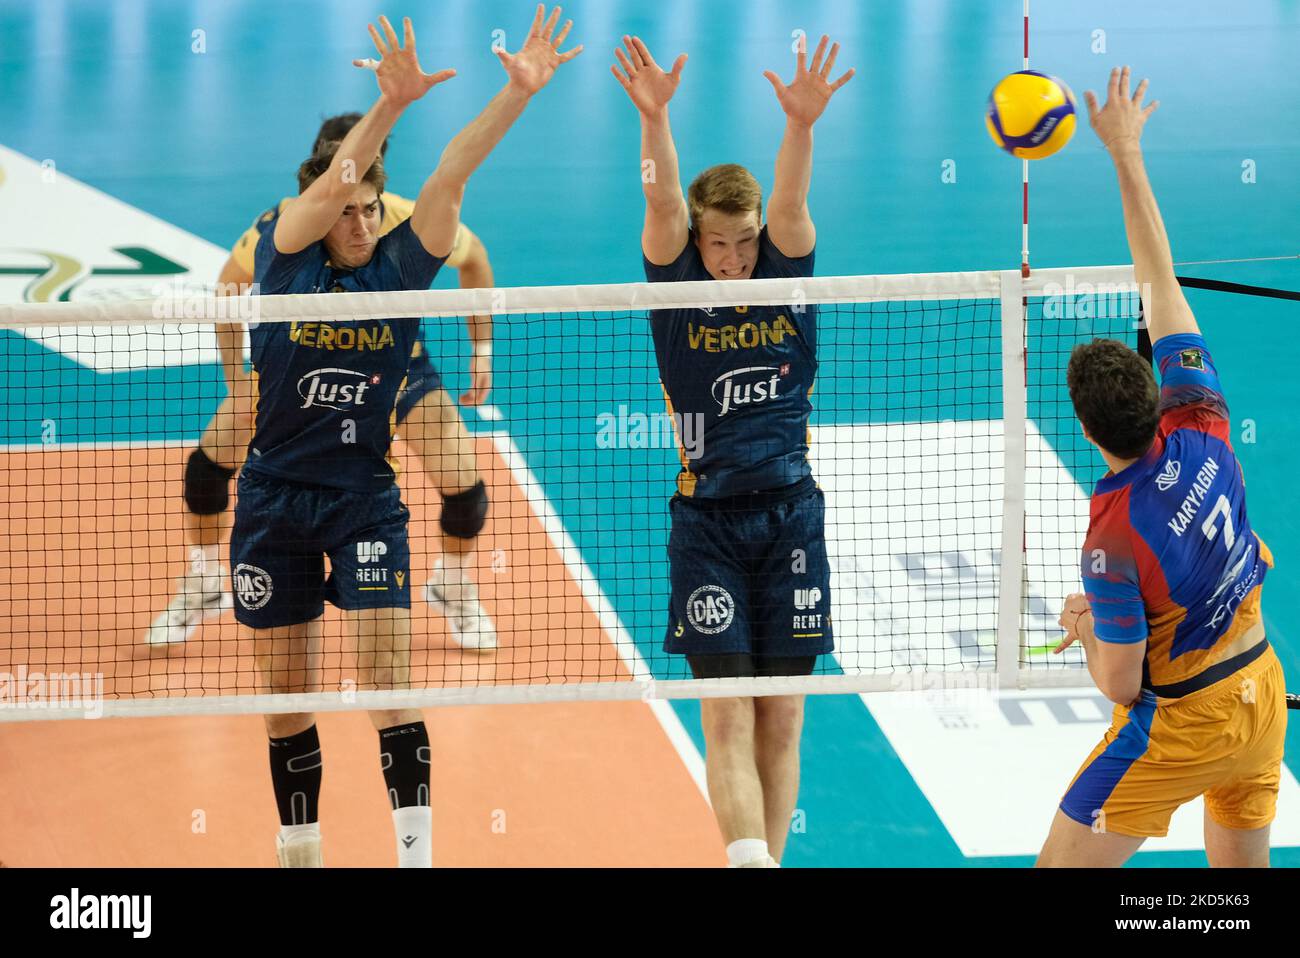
[233,563,273,610]
[687,584,735,634]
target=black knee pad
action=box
[440,480,488,539]
[184,447,235,515]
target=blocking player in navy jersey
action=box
[612,34,852,867]
[238,9,581,868]
[146,113,500,651]
[1037,69,1285,867]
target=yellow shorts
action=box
[1059,646,1287,838]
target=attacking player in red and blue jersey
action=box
[1037,68,1286,867]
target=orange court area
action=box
[0,436,718,866]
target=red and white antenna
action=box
[1021,0,1031,278]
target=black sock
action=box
[268,725,323,826]
[378,722,431,809]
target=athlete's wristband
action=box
[471,341,492,360]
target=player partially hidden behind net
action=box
[613,33,852,867]
[147,112,499,650]
[1038,68,1285,867]
[238,8,581,868]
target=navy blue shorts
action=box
[665,477,833,658]
[394,340,443,425]
[230,471,412,628]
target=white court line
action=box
[490,432,710,802]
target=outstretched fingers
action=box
[1083,89,1100,124]
[820,40,839,79]
[553,18,573,48]
[402,16,414,51]
[527,3,545,37]
[614,45,637,78]
[379,15,401,53]
[670,52,687,79]
[631,36,657,70]
[624,35,646,69]
[829,66,855,92]
[808,34,829,75]
[541,5,562,41]
[368,23,389,57]
[557,43,583,64]
[763,69,785,96]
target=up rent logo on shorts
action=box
[357,541,388,564]
[50,888,151,938]
[687,585,735,634]
[233,563,273,610]
[794,587,822,610]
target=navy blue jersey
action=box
[644,227,817,498]
[247,217,445,491]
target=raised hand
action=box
[611,36,687,116]
[497,4,583,97]
[763,33,854,127]
[354,16,456,106]
[1085,66,1159,152]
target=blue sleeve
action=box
[1081,522,1149,645]
[644,237,702,283]
[380,220,446,290]
[1153,332,1228,417]
[758,227,814,279]
[252,217,322,293]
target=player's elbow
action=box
[422,173,465,220]
[1097,672,1142,707]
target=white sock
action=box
[439,551,470,576]
[190,543,221,578]
[726,838,770,868]
[279,821,320,843]
[393,806,433,868]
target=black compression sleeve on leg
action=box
[184,447,236,515]
[378,722,432,809]
[268,725,323,826]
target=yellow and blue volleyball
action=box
[985,70,1077,159]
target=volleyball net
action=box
[0,265,1145,720]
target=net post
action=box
[997,270,1028,690]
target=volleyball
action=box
[985,69,1077,159]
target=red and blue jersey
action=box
[1081,333,1272,693]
